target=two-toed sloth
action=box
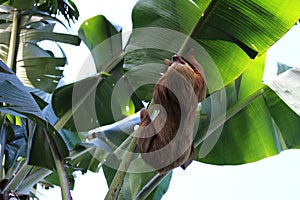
[137,49,206,174]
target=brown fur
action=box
[137,49,206,174]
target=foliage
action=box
[2,0,79,23]
[0,1,79,199]
[0,0,300,199]
[52,0,300,199]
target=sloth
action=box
[137,49,207,174]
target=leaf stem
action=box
[178,0,218,55]
[7,9,20,71]
[0,119,7,180]
[1,161,32,193]
[44,130,72,200]
[17,167,52,194]
[104,131,137,200]
[133,173,169,200]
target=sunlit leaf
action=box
[195,54,279,164]
[79,14,122,71]
[125,0,300,99]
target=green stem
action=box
[17,167,52,194]
[55,160,72,200]
[44,130,72,200]
[133,173,168,200]
[104,131,137,200]
[7,9,20,71]
[177,0,218,55]
[1,161,32,193]
[0,118,6,180]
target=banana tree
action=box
[51,0,300,199]
[0,0,80,199]
[1,0,300,199]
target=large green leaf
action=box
[17,17,80,93]
[0,60,68,170]
[195,53,300,164]
[78,15,122,71]
[52,15,142,131]
[27,120,69,170]
[0,7,81,93]
[17,51,66,93]
[197,95,280,164]
[124,0,300,100]
[0,60,44,120]
[52,62,143,131]
[118,3,300,197]
[194,54,277,164]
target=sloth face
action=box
[168,55,197,73]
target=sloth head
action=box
[165,50,203,75]
[164,50,207,102]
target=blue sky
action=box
[37,1,300,199]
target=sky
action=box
[36,1,300,199]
